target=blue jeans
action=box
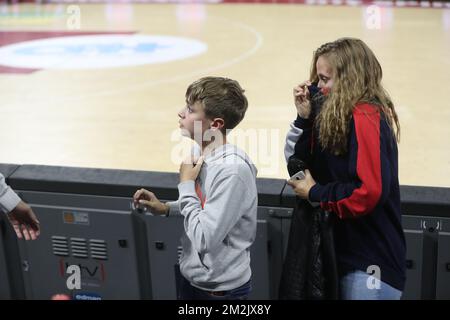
[175,265,251,300]
[340,270,402,300]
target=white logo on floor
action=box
[0,34,207,69]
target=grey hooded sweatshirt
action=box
[168,143,258,291]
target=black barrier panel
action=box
[400,185,450,217]
[8,164,179,201]
[0,164,20,182]
[255,178,286,207]
[2,163,450,300]
[8,165,285,208]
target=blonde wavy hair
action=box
[310,38,400,155]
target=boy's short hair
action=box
[186,77,248,132]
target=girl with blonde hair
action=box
[285,38,406,300]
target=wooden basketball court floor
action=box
[0,1,449,188]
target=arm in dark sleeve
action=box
[308,105,394,219]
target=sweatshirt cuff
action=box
[178,180,197,196]
[308,183,323,203]
[0,188,21,213]
[294,115,312,129]
[165,201,179,217]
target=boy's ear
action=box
[210,118,225,131]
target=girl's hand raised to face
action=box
[293,80,312,119]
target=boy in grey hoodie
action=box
[133,77,257,300]
[0,173,40,240]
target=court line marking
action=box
[28,15,264,104]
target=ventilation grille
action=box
[51,236,108,260]
[89,239,108,260]
[52,236,69,256]
[71,238,88,258]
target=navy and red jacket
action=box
[291,102,406,291]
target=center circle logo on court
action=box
[0,34,208,69]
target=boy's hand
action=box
[133,188,169,215]
[180,156,204,183]
[286,169,316,199]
